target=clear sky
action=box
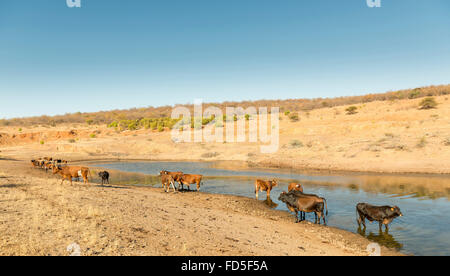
[1,0,449,119]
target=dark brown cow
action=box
[53,166,90,185]
[288,182,303,193]
[356,203,403,231]
[279,191,328,225]
[255,179,278,199]
[178,174,203,191]
[161,174,176,193]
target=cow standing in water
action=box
[53,166,91,186]
[356,203,403,232]
[254,179,278,199]
[178,174,203,191]
[279,191,328,225]
[288,183,303,193]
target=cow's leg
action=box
[379,222,383,232]
[322,212,327,226]
[295,211,299,223]
[197,181,200,192]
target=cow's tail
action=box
[323,198,328,216]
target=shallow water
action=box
[92,161,450,256]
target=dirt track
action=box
[0,160,402,256]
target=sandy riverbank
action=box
[0,160,402,256]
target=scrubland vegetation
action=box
[1,84,448,128]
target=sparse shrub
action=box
[284,110,291,116]
[201,152,219,158]
[385,133,395,138]
[86,119,94,125]
[245,114,251,121]
[444,138,450,146]
[40,140,45,145]
[408,89,422,99]
[289,113,299,122]
[68,139,76,143]
[289,140,303,148]
[419,97,438,110]
[18,128,22,132]
[417,137,427,148]
[90,134,96,138]
[158,125,164,132]
[345,106,358,115]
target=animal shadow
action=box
[357,227,403,250]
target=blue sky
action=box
[1,0,449,119]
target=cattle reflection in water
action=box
[262,197,278,209]
[357,227,403,250]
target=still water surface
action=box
[93,161,450,256]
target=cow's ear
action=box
[391,207,395,211]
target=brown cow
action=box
[178,174,203,191]
[255,179,278,199]
[53,166,90,186]
[288,182,303,193]
[279,191,328,225]
[161,174,176,193]
[31,160,40,168]
[159,170,183,185]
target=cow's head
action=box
[52,166,61,174]
[159,170,168,176]
[390,206,403,217]
[270,180,278,187]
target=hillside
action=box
[1,92,449,174]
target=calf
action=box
[255,179,278,199]
[161,174,176,193]
[159,170,183,186]
[178,174,203,191]
[53,166,91,186]
[279,191,328,225]
[356,203,403,231]
[98,171,110,185]
[288,182,303,193]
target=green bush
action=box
[68,139,76,143]
[289,140,303,148]
[40,140,45,145]
[346,106,358,115]
[90,134,96,138]
[408,89,422,99]
[284,110,291,116]
[289,113,299,122]
[419,97,438,110]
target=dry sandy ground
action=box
[0,160,401,256]
[1,95,449,174]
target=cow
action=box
[161,174,176,193]
[31,160,40,168]
[53,166,91,186]
[178,174,203,191]
[356,203,403,231]
[278,191,328,225]
[98,171,110,185]
[159,170,183,186]
[255,179,278,199]
[288,182,303,193]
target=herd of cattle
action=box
[30,157,110,186]
[159,170,403,231]
[30,160,404,231]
